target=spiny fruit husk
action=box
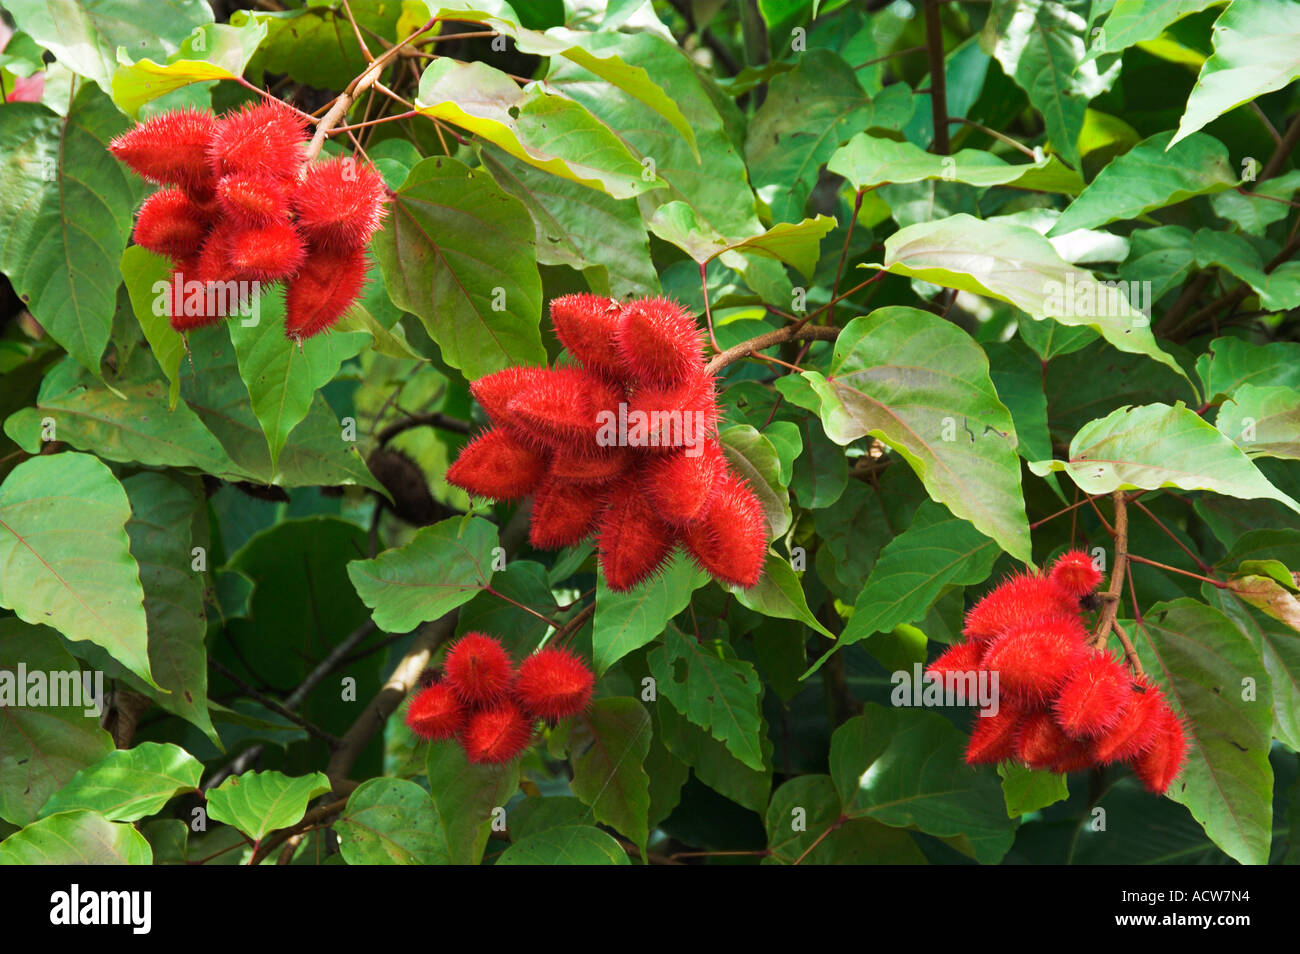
[548,444,630,484]
[165,260,228,332]
[1016,710,1076,771]
[1049,548,1104,597]
[216,172,291,225]
[110,107,216,195]
[469,366,549,430]
[1089,680,1166,764]
[1132,706,1188,795]
[614,296,703,388]
[513,646,595,720]
[283,245,368,339]
[642,442,725,525]
[207,100,308,182]
[681,471,768,588]
[133,188,211,260]
[550,293,624,378]
[225,221,305,282]
[981,614,1087,700]
[506,367,622,448]
[293,157,389,250]
[442,632,514,705]
[962,571,1079,643]
[460,702,534,764]
[625,371,718,451]
[597,480,676,591]
[445,428,548,501]
[964,700,1024,765]
[926,641,984,681]
[1053,651,1131,739]
[405,682,465,741]
[529,477,607,549]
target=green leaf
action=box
[647,202,836,280]
[732,553,834,639]
[205,770,331,843]
[425,739,520,865]
[0,453,153,686]
[593,552,707,675]
[371,156,545,379]
[335,777,450,865]
[1093,0,1222,56]
[120,246,184,408]
[0,619,114,826]
[1029,402,1300,513]
[648,625,765,772]
[719,423,791,539]
[0,810,152,865]
[1171,0,1300,146]
[1051,131,1238,234]
[986,338,1054,464]
[4,0,212,92]
[1196,337,1300,403]
[802,306,1031,562]
[656,700,772,814]
[1133,599,1274,865]
[496,825,629,865]
[998,762,1069,817]
[347,516,499,633]
[1210,171,1300,236]
[873,215,1188,386]
[568,697,652,855]
[38,742,201,822]
[1217,384,1300,462]
[1118,225,1196,304]
[1192,229,1300,312]
[238,3,400,90]
[0,88,142,377]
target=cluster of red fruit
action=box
[446,294,768,592]
[405,633,595,764]
[928,550,1188,795]
[109,102,387,339]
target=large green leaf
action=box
[0,809,152,865]
[657,700,773,814]
[567,697,652,855]
[1172,0,1300,146]
[1029,402,1300,513]
[765,773,927,864]
[802,306,1031,562]
[592,552,707,675]
[347,516,499,633]
[120,246,185,408]
[1217,385,1300,462]
[496,824,629,865]
[237,2,400,90]
[0,619,114,826]
[1196,337,1300,403]
[647,202,835,281]
[205,770,331,844]
[1051,131,1238,234]
[731,553,834,639]
[38,742,201,822]
[335,777,450,865]
[425,739,520,865]
[1208,585,1300,753]
[0,87,141,377]
[719,423,791,539]
[1093,0,1223,56]
[1133,600,1274,865]
[0,453,153,686]
[371,156,544,380]
[873,215,1186,385]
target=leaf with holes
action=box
[568,697,652,856]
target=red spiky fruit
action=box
[597,479,676,591]
[1049,548,1104,597]
[507,367,622,448]
[469,366,549,430]
[195,227,236,284]
[964,700,1025,765]
[681,470,768,588]
[550,293,625,377]
[1090,680,1166,764]
[1049,737,1097,774]
[460,702,534,764]
[1053,651,1130,738]
[109,107,217,195]
[165,259,228,332]
[963,572,1080,643]
[445,428,549,501]
[442,632,514,705]
[926,641,984,681]
[292,157,389,249]
[642,442,726,525]
[1132,704,1187,795]
[981,614,1087,700]
[216,172,291,225]
[529,477,607,549]
[625,371,718,451]
[514,646,595,720]
[283,245,369,339]
[615,297,703,387]
[548,445,630,484]
[224,221,305,282]
[405,682,465,741]
[132,188,210,260]
[1017,710,1075,770]
[207,100,308,182]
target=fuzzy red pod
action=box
[597,478,677,591]
[625,371,719,452]
[548,444,630,484]
[514,646,595,720]
[165,258,229,332]
[962,571,1080,643]
[469,366,550,431]
[460,702,535,764]
[550,293,625,378]
[442,632,515,706]
[926,641,985,681]
[964,700,1025,765]
[1016,710,1076,770]
[1090,680,1166,764]
[681,470,768,589]
[132,188,210,260]
[981,614,1088,700]
[1053,651,1131,739]
[216,172,291,225]
[207,100,308,182]
[1132,705,1187,795]
[1049,549,1104,598]
[507,367,623,448]
[1049,737,1097,774]
[641,441,726,526]
[195,227,237,284]
[445,427,549,501]
[405,682,465,741]
[224,221,305,282]
[614,297,703,388]
[292,157,389,250]
[283,245,369,340]
[529,477,607,549]
[109,107,217,195]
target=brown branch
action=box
[209,659,341,748]
[923,0,949,154]
[377,411,471,444]
[249,797,350,866]
[1089,490,1128,651]
[705,325,840,375]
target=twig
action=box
[377,411,471,444]
[704,325,840,375]
[948,117,1037,160]
[923,0,949,154]
[208,659,341,748]
[1089,490,1128,649]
